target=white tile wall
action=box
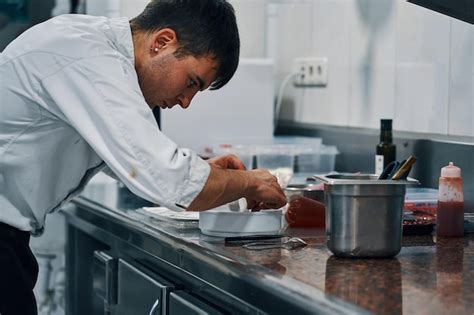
[394,1,450,134]
[264,1,314,121]
[396,62,448,134]
[269,1,314,77]
[119,0,473,138]
[448,19,474,137]
[347,0,397,129]
[229,0,266,58]
[121,0,149,18]
[297,0,351,127]
[471,32,473,139]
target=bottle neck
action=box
[380,130,392,143]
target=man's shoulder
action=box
[5,15,119,61]
[35,15,116,58]
[2,15,136,93]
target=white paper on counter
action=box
[138,207,199,221]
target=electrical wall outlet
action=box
[293,57,328,87]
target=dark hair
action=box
[130,0,240,90]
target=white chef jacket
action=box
[0,15,211,235]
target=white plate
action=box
[138,207,199,221]
[199,209,283,237]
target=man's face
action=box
[136,42,218,110]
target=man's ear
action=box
[151,28,178,52]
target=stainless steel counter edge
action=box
[64,197,369,315]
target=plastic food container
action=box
[283,184,325,203]
[273,136,322,147]
[297,145,339,174]
[213,144,255,170]
[315,174,419,258]
[283,184,325,228]
[210,136,323,173]
[402,188,438,235]
[404,187,438,216]
[255,145,295,187]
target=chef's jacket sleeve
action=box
[38,55,210,211]
[101,166,119,181]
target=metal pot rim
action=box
[313,173,419,186]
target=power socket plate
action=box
[293,57,328,87]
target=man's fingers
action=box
[208,154,246,170]
[242,168,287,211]
[227,154,246,170]
[249,200,287,212]
[246,198,256,209]
[251,201,265,212]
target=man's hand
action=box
[188,161,287,212]
[207,154,246,170]
[245,169,287,211]
[207,155,286,210]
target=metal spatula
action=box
[242,237,307,250]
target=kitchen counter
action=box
[63,192,474,314]
[226,231,474,314]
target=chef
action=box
[0,0,287,313]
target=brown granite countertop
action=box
[219,228,474,315]
[74,193,474,314]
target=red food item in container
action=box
[285,196,325,228]
[404,201,437,216]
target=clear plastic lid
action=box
[273,136,322,146]
[440,162,462,178]
[211,137,332,156]
[214,144,256,156]
[320,145,340,155]
[405,188,438,202]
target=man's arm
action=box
[188,166,286,211]
[190,154,287,211]
[101,166,119,181]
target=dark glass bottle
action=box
[375,119,396,174]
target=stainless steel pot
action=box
[315,174,419,258]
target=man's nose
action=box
[179,97,191,109]
[178,90,198,109]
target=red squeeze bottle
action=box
[437,162,464,237]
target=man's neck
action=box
[131,28,147,70]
